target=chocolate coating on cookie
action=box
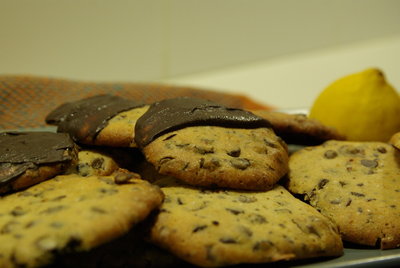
[46,95,144,142]
[0,132,75,187]
[134,97,271,147]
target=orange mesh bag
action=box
[0,75,273,129]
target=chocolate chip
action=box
[175,143,190,148]
[361,159,378,168]
[253,240,274,251]
[194,146,214,155]
[114,172,135,184]
[346,199,352,206]
[177,197,184,205]
[192,225,208,233]
[263,138,278,148]
[225,208,244,215]
[377,147,387,153]
[324,150,338,159]
[230,158,251,170]
[274,208,292,214]
[1,221,19,234]
[91,207,107,214]
[212,221,219,226]
[163,134,177,141]
[91,158,104,169]
[351,192,365,197]
[227,149,241,157]
[159,156,174,166]
[10,207,26,217]
[205,245,216,261]
[247,213,267,224]
[98,188,118,195]
[25,221,37,229]
[219,237,237,244]
[200,158,221,171]
[51,195,67,201]
[318,179,329,189]
[330,199,341,204]
[307,225,320,237]
[239,225,253,237]
[40,205,66,214]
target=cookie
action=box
[45,94,148,147]
[389,131,400,150]
[67,149,120,177]
[251,110,346,145]
[135,97,289,191]
[147,178,343,267]
[287,140,400,249]
[0,172,164,268]
[0,132,77,195]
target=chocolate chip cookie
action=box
[135,97,289,190]
[287,140,400,249]
[0,172,164,268]
[148,178,343,267]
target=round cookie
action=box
[143,126,288,190]
[135,97,289,191]
[0,172,164,268]
[389,131,400,150]
[45,94,148,147]
[251,110,346,145]
[287,140,400,249]
[148,178,343,267]
[0,132,77,195]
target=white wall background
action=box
[1,0,400,108]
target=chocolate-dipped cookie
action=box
[0,132,77,195]
[251,110,346,145]
[135,97,289,191]
[46,94,147,147]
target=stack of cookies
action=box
[3,93,398,267]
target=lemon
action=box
[309,68,400,141]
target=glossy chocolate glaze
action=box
[134,97,271,147]
[0,132,75,186]
[46,94,143,142]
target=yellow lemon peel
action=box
[309,68,400,142]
